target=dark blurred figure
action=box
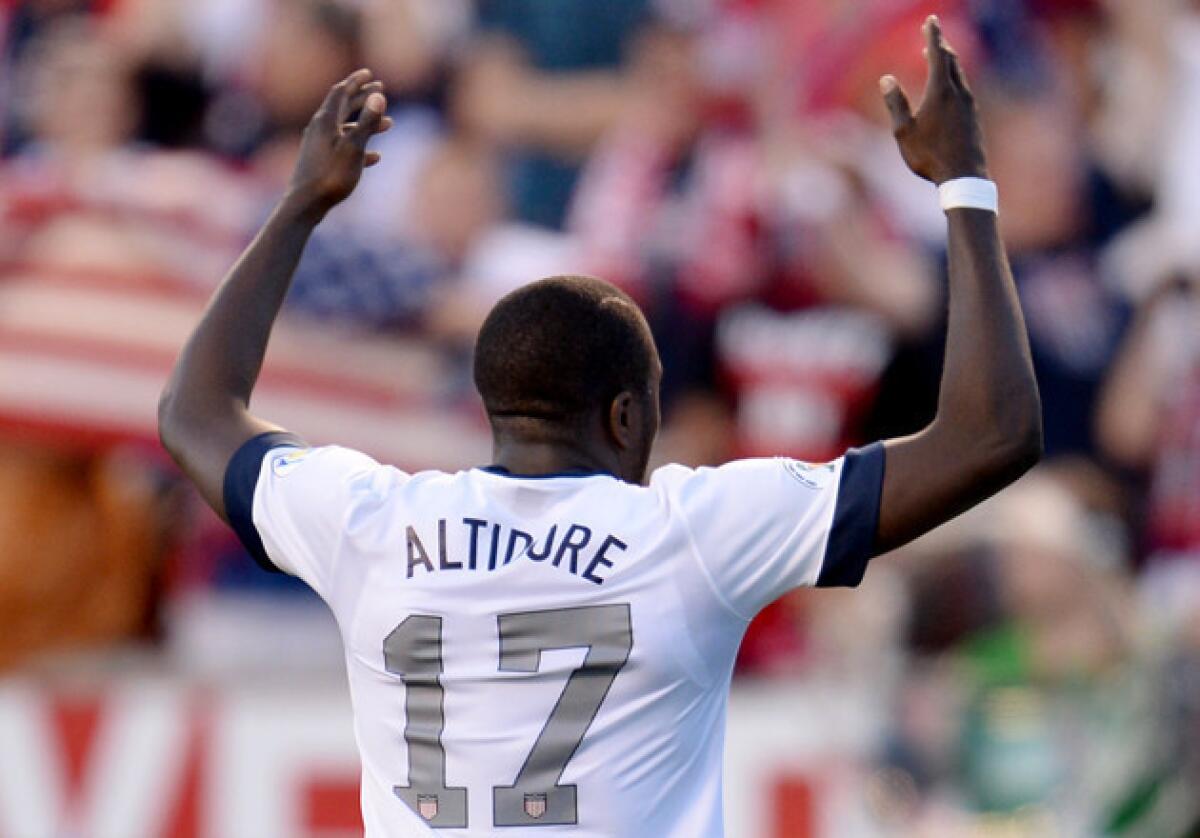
[882,475,1134,831]
[453,0,652,228]
[980,83,1130,466]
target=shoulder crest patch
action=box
[271,448,311,477]
[780,458,834,489]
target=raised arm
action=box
[872,18,1042,553]
[158,70,391,519]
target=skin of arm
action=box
[157,69,392,520]
[873,17,1043,554]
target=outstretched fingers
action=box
[343,81,384,119]
[336,69,376,124]
[922,16,948,94]
[944,45,971,95]
[923,16,971,96]
[880,75,914,135]
[313,68,374,128]
[348,92,388,146]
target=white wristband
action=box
[938,177,998,214]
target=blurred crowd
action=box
[3,0,1200,832]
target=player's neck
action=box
[489,437,620,479]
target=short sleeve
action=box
[657,443,885,620]
[223,432,386,598]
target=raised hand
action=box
[881,16,987,185]
[287,69,394,215]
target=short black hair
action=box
[473,276,657,423]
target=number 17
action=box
[383,604,634,828]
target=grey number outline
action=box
[492,604,634,826]
[383,614,469,828]
[383,605,634,828]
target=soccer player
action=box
[159,17,1040,837]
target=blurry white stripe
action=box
[83,683,188,838]
[0,685,65,836]
[0,277,446,397]
[0,352,490,469]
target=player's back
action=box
[343,467,741,836]
[232,438,883,836]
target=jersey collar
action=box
[478,465,617,480]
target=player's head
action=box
[473,276,662,483]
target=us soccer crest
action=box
[271,448,310,477]
[417,794,439,821]
[781,457,833,489]
[524,793,548,819]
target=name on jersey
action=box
[405,518,627,585]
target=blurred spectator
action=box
[0,442,164,671]
[249,0,363,173]
[0,16,256,283]
[422,136,583,344]
[900,471,1130,683]
[571,11,938,468]
[283,136,508,333]
[453,0,652,228]
[885,473,1136,828]
[14,17,136,164]
[1098,278,1200,564]
[978,80,1130,466]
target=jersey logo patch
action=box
[417,794,439,821]
[524,793,547,819]
[781,458,834,489]
[271,448,311,477]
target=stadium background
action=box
[1,0,1198,834]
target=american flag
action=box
[0,265,491,469]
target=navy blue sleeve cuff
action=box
[816,441,886,588]
[222,431,307,574]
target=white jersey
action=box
[224,432,884,837]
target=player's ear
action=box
[608,392,637,450]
